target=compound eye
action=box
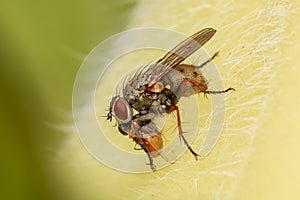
[112,96,132,123]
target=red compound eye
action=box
[114,98,128,120]
[111,96,132,123]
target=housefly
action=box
[107,28,234,171]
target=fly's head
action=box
[107,96,133,135]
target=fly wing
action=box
[146,28,216,85]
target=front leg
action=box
[132,137,157,171]
[130,116,163,171]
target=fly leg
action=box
[146,150,156,172]
[170,105,200,160]
[187,79,235,94]
[131,120,157,172]
[196,51,235,94]
[132,137,156,171]
[206,87,235,94]
[198,51,219,68]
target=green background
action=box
[0,0,135,199]
[2,0,300,199]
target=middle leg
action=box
[170,105,200,160]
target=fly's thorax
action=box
[161,68,185,94]
[127,86,160,112]
[156,88,178,113]
[123,67,151,99]
[136,121,159,136]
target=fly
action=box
[107,28,234,171]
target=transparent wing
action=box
[146,28,216,85]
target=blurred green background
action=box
[3,0,300,200]
[0,0,135,199]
